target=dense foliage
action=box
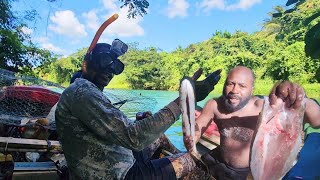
[1,0,319,97]
[0,0,57,75]
[37,0,320,88]
[0,0,146,74]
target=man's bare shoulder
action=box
[252,96,265,110]
[210,97,226,115]
[229,96,264,116]
[205,98,218,106]
[202,98,218,113]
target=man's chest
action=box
[216,116,258,142]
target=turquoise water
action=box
[105,89,320,151]
[105,89,215,151]
[53,87,320,151]
[51,87,193,150]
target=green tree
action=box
[36,48,85,85]
[30,0,320,89]
[0,0,56,75]
[119,0,149,18]
[264,42,319,83]
[122,47,167,89]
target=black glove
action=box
[194,69,221,102]
[135,111,152,121]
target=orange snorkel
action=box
[83,13,126,75]
[87,13,119,53]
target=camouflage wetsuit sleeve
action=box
[72,82,181,151]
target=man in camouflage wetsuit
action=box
[55,40,221,179]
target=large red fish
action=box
[250,97,306,180]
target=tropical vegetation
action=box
[1,0,319,98]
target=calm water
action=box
[104,89,214,151]
[50,87,191,150]
[51,87,319,151]
[104,89,320,151]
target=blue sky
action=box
[13,0,287,57]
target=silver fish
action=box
[179,78,221,180]
[179,78,201,160]
[250,97,306,180]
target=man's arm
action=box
[304,99,320,128]
[73,86,180,151]
[194,99,217,143]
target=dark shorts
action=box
[283,133,320,180]
[124,157,176,180]
[132,146,162,163]
[201,147,250,180]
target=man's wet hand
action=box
[193,68,222,102]
[269,81,305,109]
[183,135,194,152]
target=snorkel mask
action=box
[85,39,128,75]
[84,14,127,75]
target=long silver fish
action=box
[250,97,306,180]
[178,78,217,180]
[179,78,201,159]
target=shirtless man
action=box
[193,66,320,179]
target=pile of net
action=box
[0,68,63,127]
[0,68,157,130]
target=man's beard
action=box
[222,93,251,113]
[92,72,113,90]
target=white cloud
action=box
[21,26,33,35]
[198,0,262,12]
[42,43,64,53]
[226,0,262,10]
[49,10,87,38]
[83,10,100,31]
[198,0,225,12]
[102,0,118,11]
[97,0,144,37]
[35,36,49,44]
[166,0,190,18]
[35,36,68,55]
[105,9,144,37]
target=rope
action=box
[4,138,10,153]
[47,139,52,152]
